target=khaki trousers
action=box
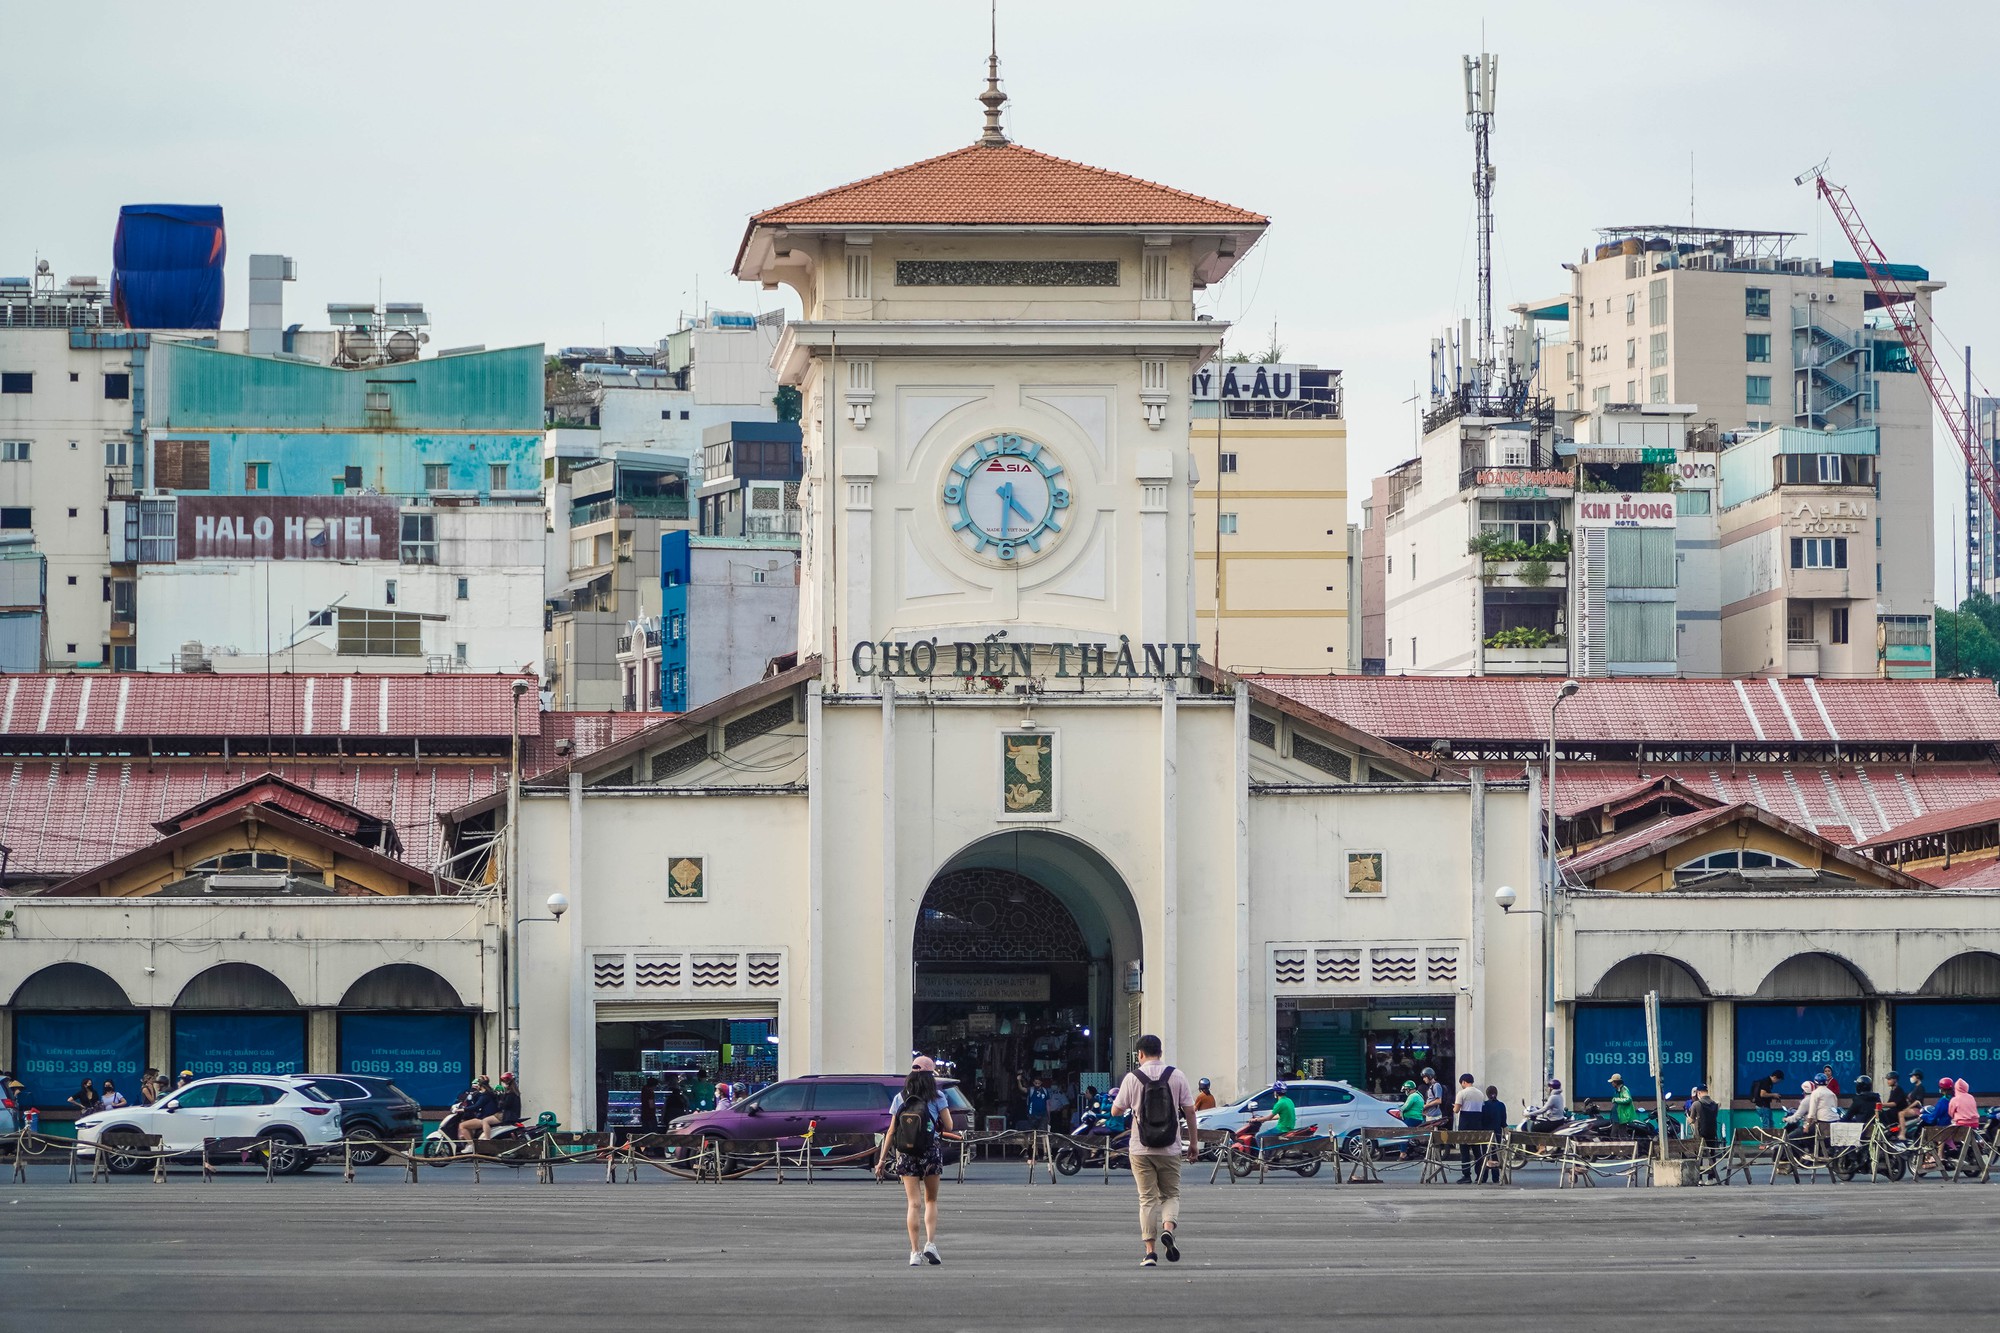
[1131,1153,1182,1243]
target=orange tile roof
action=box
[747,142,1267,230]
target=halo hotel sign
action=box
[176,495,398,560]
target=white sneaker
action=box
[909,1251,922,1266]
[923,1242,941,1265]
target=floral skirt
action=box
[889,1141,944,1178]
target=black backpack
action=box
[1133,1066,1180,1149]
[891,1098,936,1156]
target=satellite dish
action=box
[387,330,420,362]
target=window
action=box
[1626,381,1636,401]
[1650,375,1668,403]
[454,641,468,665]
[384,579,397,605]
[844,250,872,300]
[152,439,210,490]
[1787,603,1810,642]
[1790,537,1848,569]
[1830,606,1850,644]
[1746,333,1771,363]
[218,1082,284,1107]
[0,507,29,529]
[1746,375,1772,405]
[1746,420,1771,432]
[1217,452,1238,473]
[1218,513,1238,535]
[1626,292,1637,326]
[169,1084,222,1109]
[136,498,176,560]
[1676,849,1799,876]
[399,513,436,564]
[1746,287,1771,319]
[103,439,127,467]
[1566,351,1576,377]
[1817,453,1843,483]
[112,579,134,622]
[1649,332,1667,369]
[1675,489,1711,516]
[245,462,269,490]
[1593,385,1611,408]
[1,372,31,394]
[423,463,450,491]
[104,372,130,400]
[489,463,509,491]
[112,645,136,672]
[679,410,690,420]
[1648,278,1667,326]
[343,466,363,490]
[101,577,111,601]
[1296,1085,1355,1107]
[335,607,427,656]
[810,1081,892,1111]
[743,1082,812,1113]
[1625,339,1636,368]
[455,576,469,600]
[0,441,26,461]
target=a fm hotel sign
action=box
[177,495,398,561]
[1573,493,1677,529]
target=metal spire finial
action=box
[978,0,1009,146]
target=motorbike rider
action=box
[1395,1080,1425,1127]
[1523,1078,1568,1133]
[1607,1074,1641,1130]
[1919,1076,1957,1131]
[461,1072,522,1146]
[1193,1078,1216,1113]
[1784,1078,1838,1143]
[454,1077,499,1148]
[1842,1074,1882,1125]
[1419,1068,1445,1125]
[1243,1082,1297,1155]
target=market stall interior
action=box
[595,1018,777,1128]
[1275,996,1457,1096]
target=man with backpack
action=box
[1109,1034,1198,1268]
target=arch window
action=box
[187,851,323,876]
[1674,849,1800,883]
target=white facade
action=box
[133,505,544,673]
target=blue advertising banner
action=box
[1733,1003,1863,1094]
[13,1013,147,1113]
[1893,1003,2000,1094]
[1572,1004,1706,1099]
[338,1014,473,1109]
[171,1013,306,1079]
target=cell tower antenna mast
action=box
[1464,51,1499,396]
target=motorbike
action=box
[1226,1118,1327,1178]
[1556,1096,1681,1143]
[1052,1111,1129,1176]
[422,1092,533,1158]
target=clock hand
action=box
[996,480,1015,537]
[1003,488,1036,525]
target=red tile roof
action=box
[1545,761,2000,845]
[1907,858,2000,889]
[0,759,506,879]
[1250,675,2000,746]
[0,673,541,740]
[1854,796,2000,849]
[747,143,1267,230]
[522,711,665,780]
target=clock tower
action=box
[734,59,1267,689]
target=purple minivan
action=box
[666,1074,973,1152]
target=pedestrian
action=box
[98,1078,127,1112]
[1454,1073,1484,1182]
[1749,1068,1784,1131]
[715,1082,734,1113]
[139,1069,162,1105]
[1420,1068,1445,1125]
[1193,1077,1216,1113]
[1820,1064,1842,1097]
[1026,1076,1050,1133]
[67,1079,100,1116]
[1478,1085,1507,1182]
[638,1077,659,1133]
[1109,1034,1198,1268]
[1688,1083,1722,1180]
[1046,1081,1071,1133]
[874,1055,951,1267]
[174,1070,196,1092]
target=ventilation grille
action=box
[1292,735,1352,779]
[591,954,627,989]
[1371,950,1419,986]
[1427,949,1461,984]
[1273,949,1306,985]
[747,954,781,988]
[1317,949,1361,984]
[1248,716,1277,748]
[691,954,740,987]
[724,698,794,749]
[633,955,681,988]
[651,735,709,781]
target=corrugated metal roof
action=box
[0,674,542,739]
[1249,675,2000,745]
[0,759,505,877]
[1855,796,2000,849]
[1564,807,1731,873]
[522,712,663,779]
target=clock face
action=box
[941,433,1070,562]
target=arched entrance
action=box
[912,830,1140,1126]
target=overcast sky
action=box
[7,0,1995,602]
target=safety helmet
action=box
[1198,1077,1211,1089]
[1854,1075,1874,1092]
[1402,1080,1418,1091]
[1940,1077,1955,1091]
[1273,1081,1287,1094]
[500,1072,517,1085]
[1801,1081,1816,1093]
[1548,1079,1562,1090]
[1421,1067,1436,1079]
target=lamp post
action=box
[506,678,528,1076]
[1543,678,1579,1090]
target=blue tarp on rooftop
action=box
[112,204,226,329]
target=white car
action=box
[75,1076,343,1175]
[1197,1079,1407,1149]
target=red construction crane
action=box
[1796,165,1995,522]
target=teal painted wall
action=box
[146,342,543,498]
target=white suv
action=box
[76,1076,343,1174]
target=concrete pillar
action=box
[307,1010,338,1071]
[1160,678,1179,1053]
[1231,681,1252,1097]
[148,1009,171,1076]
[1711,999,1736,1129]
[1468,768,1487,1077]
[1868,999,1894,1082]
[805,681,824,1078]
[881,678,900,1071]
[566,772,591,1130]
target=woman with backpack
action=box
[875,1055,953,1267]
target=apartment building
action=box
[616,529,798,713]
[1376,401,1717,677]
[1191,361,1349,672]
[1532,225,1937,672]
[1718,425,1884,678]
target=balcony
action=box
[1482,643,1571,674]
[1788,568,1852,600]
[570,495,690,528]
[1484,559,1569,590]
[1786,641,1822,676]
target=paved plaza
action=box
[4,1165,1998,1329]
